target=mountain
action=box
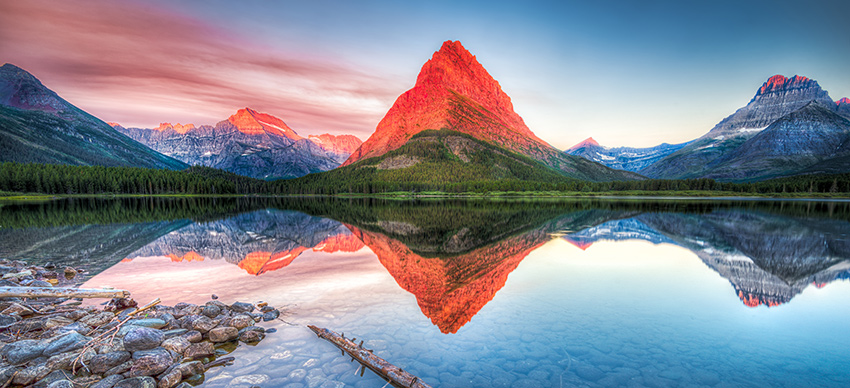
[566,137,692,173]
[343,40,640,182]
[641,75,836,179]
[0,63,186,169]
[280,129,601,193]
[702,102,850,181]
[837,97,850,118]
[114,108,362,180]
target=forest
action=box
[0,161,848,197]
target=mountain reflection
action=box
[3,198,849,333]
[123,209,365,275]
[561,207,850,308]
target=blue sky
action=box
[2,0,848,148]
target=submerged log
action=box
[0,287,130,299]
[308,325,433,388]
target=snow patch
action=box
[258,120,290,134]
[738,126,766,133]
[202,151,212,157]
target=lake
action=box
[1,197,849,387]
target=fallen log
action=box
[0,287,130,299]
[308,325,433,388]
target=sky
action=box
[2,0,849,148]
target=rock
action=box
[1,302,34,316]
[211,294,218,300]
[208,327,238,343]
[62,309,90,321]
[103,360,134,376]
[0,366,20,385]
[63,267,77,278]
[33,370,72,388]
[79,312,115,327]
[227,315,254,330]
[182,342,214,360]
[91,374,124,388]
[114,376,157,388]
[181,331,202,343]
[128,348,173,377]
[47,380,75,388]
[201,304,221,318]
[14,363,51,386]
[1,339,47,364]
[43,316,74,330]
[105,298,137,312]
[158,369,182,388]
[47,322,93,339]
[237,326,265,343]
[3,270,33,279]
[190,316,216,333]
[91,351,132,374]
[228,374,269,387]
[29,280,54,288]
[46,348,95,370]
[43,331,89,356]
[0,313,19,328]
[177,361,204,378]
[162,329,187,338]
[130,319,167,329]
[262,309,280,321]
[229,302,254,313]
[161,337,191,355]
[123,326,165,352]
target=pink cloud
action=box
[0,0,400,137]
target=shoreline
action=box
[2,192,849,202]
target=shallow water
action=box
[1,197,849,387]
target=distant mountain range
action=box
[0,63,186,169]
[112,108,362,180]
[565,137,693,173]
[631,75,850,181]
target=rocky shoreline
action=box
[0,260,280,388]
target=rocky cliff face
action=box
[641,75,836,179]
[837,97,850,118]
[0,63,187,169]
[343,41,640,182]
[703,102,850,181]
[125,209,363,275]
[114,109,361,179]
[566,137,692,173]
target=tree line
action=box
[1,161,848,196]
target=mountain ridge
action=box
[640,74,840,180]
[114,109,362,180]
[0,63,187,170]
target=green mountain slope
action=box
[278,129,596,193]
[0,64,186,169]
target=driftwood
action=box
[0,287,130,299]
[308,325,433,388]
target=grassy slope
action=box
[0,106,187,169]
[278,129,584,193]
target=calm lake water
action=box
[1,197,849,388]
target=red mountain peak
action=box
[155,122,195,134]
[837,97,850,105]
[308,134,363,154]
[227,108,302,139]
[757,74,815,95]
[568,137,600,151]
[106,122,122,128]
[343,40,552,166]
